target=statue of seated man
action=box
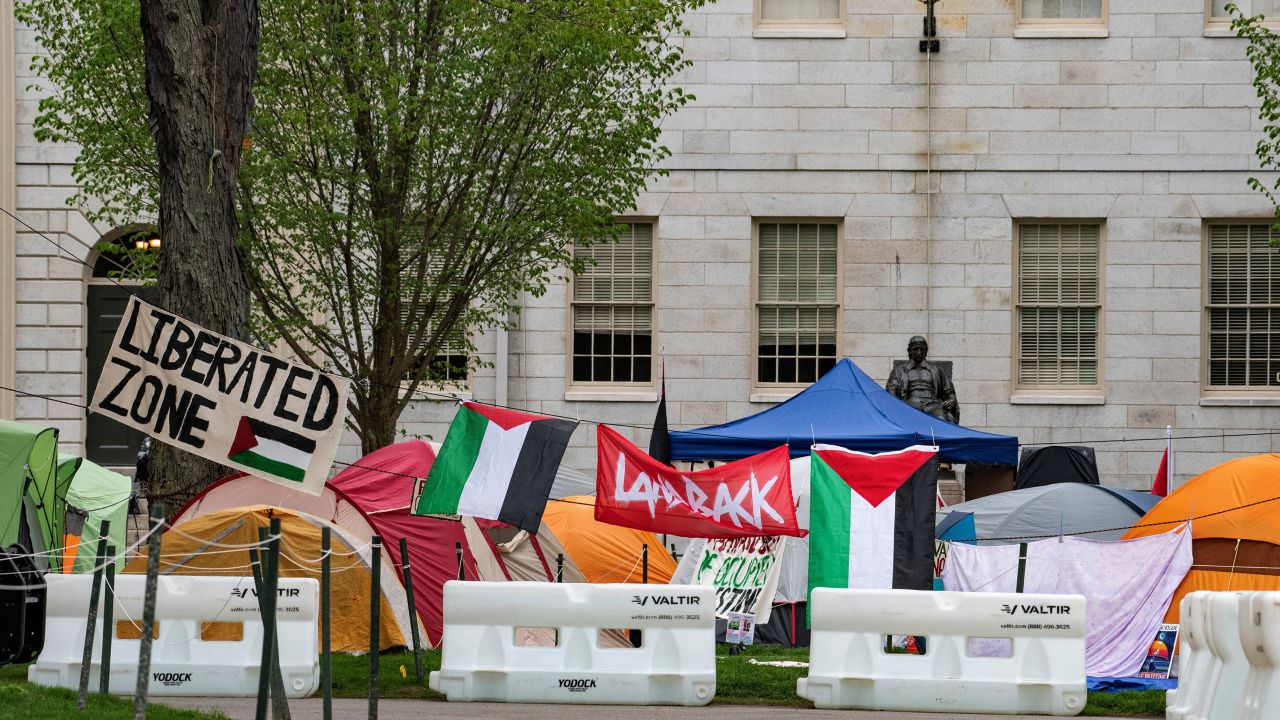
[885,336,959,424]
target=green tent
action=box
[0,419,69,570]
[61,455,133,573]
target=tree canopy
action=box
[1232,2,1280,245]
[19,0,703,452]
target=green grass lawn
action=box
[3,645,1167,717]
[0,662,228,719]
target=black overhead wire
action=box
[3,384,1278,540]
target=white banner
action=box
[688,535,786,624]
[89,296,349,495]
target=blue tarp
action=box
[1087,676,1177,693]
[669,358,1019,465]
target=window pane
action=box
[1215,1,1280,18]
[1207,224,1280,388]
[571,223,655,384]
[757,222,839,385]
[1017,224,1100,387]
[1022,0,1103,19]
[760,0,840,21]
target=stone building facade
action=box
[3,0,1279,490]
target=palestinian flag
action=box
[413,402,578,533]
[808,444,939,605]
[227,416,316,483]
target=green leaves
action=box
[23,0,705,447]
[1230,3,1280,246]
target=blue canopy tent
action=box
[669,358,1018,465]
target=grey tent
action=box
[937,484,1159,545]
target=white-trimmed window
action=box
[1207,1,1280,34]
[1016,223,1101,388]
[1205,223,1280,390]
[756,221,839,386]
[755,0,845,36]
[401,248,470,390]
[1016,0,1107,37]
[571,223,654,386]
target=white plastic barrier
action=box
[797,589,1086,715]
[1168,591,1250,720]
[29,574,318,697]
[1241,592,1280,720]
[1165,592,1209,718]
[429,581,715,705]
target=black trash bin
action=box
[0,545,47,665]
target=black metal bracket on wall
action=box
[920,0,941,53]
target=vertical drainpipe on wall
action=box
[922,4,936,339]
[0,0,17,420]
[495,307,511,408]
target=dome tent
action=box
[937,483,1159,545]
[60,456,132,574]
[125,506,407,652]
[1124,454,1280,623]
[540,495,675,583]
[0,420,70,571]
[173,440,593,647]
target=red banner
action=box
[595,425,804,539]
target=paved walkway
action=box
[158,697,1125,719]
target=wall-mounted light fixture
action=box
[919,0,941,54]
[134,235,162,251]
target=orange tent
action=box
[542,496,676,584]
[1124,454,1280,622]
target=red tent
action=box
[173,440,481,646]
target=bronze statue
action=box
[886,336,959,424]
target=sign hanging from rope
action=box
[89,296,349,495]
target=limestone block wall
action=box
[6,0,1280,491]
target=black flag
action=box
[648,360,670,464]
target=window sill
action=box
[402,384,471,402]
[1013,25,1108,39]
[1204,22,1279,37]
[1199,395,1280,407]
[750,390,803,403]
[564,389,658,403]
[753,25,847,39]
[1010,391,1105,405]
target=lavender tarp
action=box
[943,528,1192,678]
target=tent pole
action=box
[1015,542,1028,594]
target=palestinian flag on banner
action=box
[413,402,578,533]
[228,416,317,483]
[808,444,939,605]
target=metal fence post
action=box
[369,536,381,720]
[398,537,423,682]
[77,520,110,710]
[133,503,163,720]
[321,526,332,720]
[99,543,116,695]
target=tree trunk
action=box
[355,387,401,457]
[140,0,259,511]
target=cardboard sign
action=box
[689,535,786,624]
[595,425,802,539]
[90,296,349,495]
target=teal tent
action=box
[61,456,133,573]
[0,420,70,570]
